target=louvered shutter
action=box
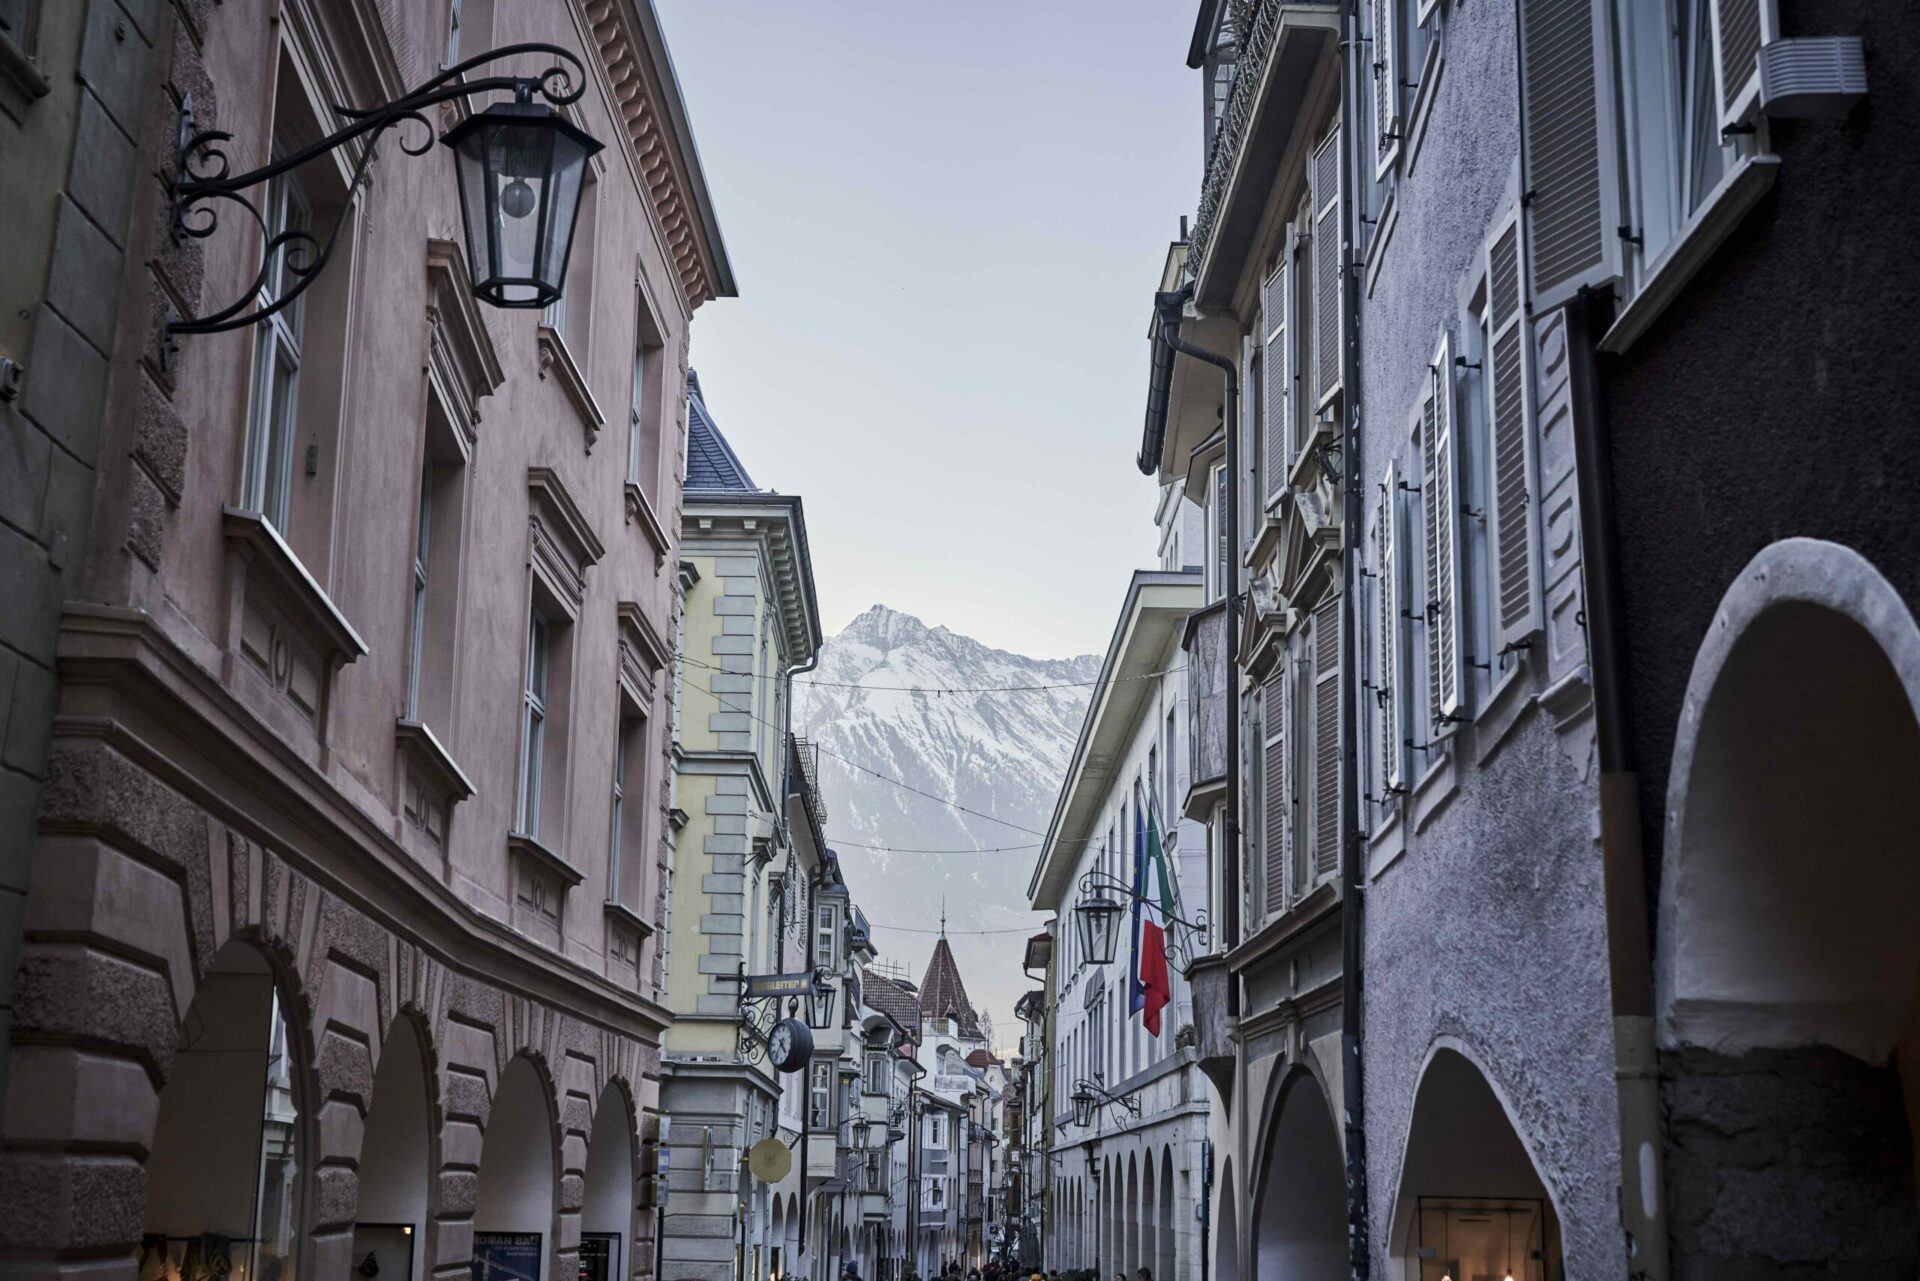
[1378,463,1406,794]
[1487,214,1542,652]
[1372,0,1400,177]
[1416,0,1440,28]
[1421,333,1463,725]
[1312,125,1343,410]
[1517,0,1622,311]
[1311,594,1342,880]
[1262,262,1289,503]
[1709,0,1777,132]
[1262,668,1287,916]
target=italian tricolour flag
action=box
[1133,800,1175,1037]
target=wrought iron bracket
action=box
[1075,868,1211,976]
[167,44,589,335]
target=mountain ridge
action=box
[795,604,1099,1048]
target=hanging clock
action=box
[767,1016,813,1073]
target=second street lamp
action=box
[443,96,601,308]
[1070,1086,1096,1129]
[806,969,837,1030]
[1073,893,1124,967]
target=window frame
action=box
[518,612,551,835]
[243,167,311,531]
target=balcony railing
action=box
[1184,600,1229,805]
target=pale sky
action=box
[656,1,1202,658]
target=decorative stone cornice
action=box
[528,467,606,615]
[580,0,733,308]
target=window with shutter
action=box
[1313,124,1344,410]
[1379,462,1407,797]
[1708,0,1775,132]
[1213,464,1230,602]
[1415,0,1441,29]
[1372,0,1400,177]
[1290,211,1314,454]
[1421,333,1463,726]
[1517,0,1622,311]
[1311,595,1342,880]
[1262,262,1288,504]
[1486,215,1542,652]
[1262,668,1288,916]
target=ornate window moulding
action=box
[537,324,607,453]
[426,238,505,448]
[527,466,605,617]
[617,599,670,707]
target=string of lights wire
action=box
[679,652,1185,696]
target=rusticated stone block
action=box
[317,1028,375,1111]
[312,1164,359,1230]
[134,368,185,504]
[0,1149,147,1251]
[438,1168,479,1215]
[40,739,215,970]
[126,465,165,569]
[562,1094,592,1138]
[13,944,179,1077]
[444,1069,489,1124]
[559,1172,585,1212]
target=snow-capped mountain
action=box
[794,605,1099,1048]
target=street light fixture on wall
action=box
[169,44,602,335]
[1071,870,1210,975]
[805,967,837,1030]
[1069,1078,1137,1130]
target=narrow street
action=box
[0,3,1914,1281]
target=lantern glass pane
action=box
[444,103,602,310]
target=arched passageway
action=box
[140,942,304,1281]
[353,1015,434,1281]
[1386,1049,1561,1281]
[581,1082,637,1281]
[1142,1152,1158,1281]
[1158,1145,1175,1281]
[1253,1069,1344,1281]
[1125,1153,1139,1276]
[474,1055,558,1274]
[1659,542,1920,1276]
[1213,1161,1238,1281]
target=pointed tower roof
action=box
[920,936,981,1040]
[684,369,757,492]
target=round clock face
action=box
[770,1017,813,1073]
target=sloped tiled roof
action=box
[921,936,982,1040]
[684,369,756,492]
[862,966,921,1038]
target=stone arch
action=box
[1142,1149,1158,1281]
[142,937,317,1281]
[1213,1159,1238,1281]
[1384,1044,1561,1281]
[771,1194,787,1279]
[475,1053,562,1263]
[1250,1065,1343,1281]
[352,1009,439,1281]
[1125,1151,1139,1277]
[1657,538,1920,1275]
[582,1077,640,1281]
[1158,1143,1175,1281]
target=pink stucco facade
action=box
[0,2,730,1279]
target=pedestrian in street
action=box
[1137,1270,1152,1281]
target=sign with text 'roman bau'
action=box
[744,972,816,999]
[473,1232,541,1281]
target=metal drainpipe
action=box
[1154,291,1243,1002]
[1566,292,1668,1281]
[1337,4,1371,1277]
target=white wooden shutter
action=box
[1372,0,1400,178]
[1487,213,1542,652]
[1313,124,1344,410]
[1421,333,1463,724]
[1379,462,1406,794]
[1262,669,1287,916]
[1311,594,1342,880]
[1709,0,1778,132]
[1517,0,1622,311]
[1262,262,1289,504]
[1416,0,1441,29]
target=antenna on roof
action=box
[939,896,946,939]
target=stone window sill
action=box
[222,507,368,667]
[624,480,669,569]
[508,831,585,888]
[1601,153,1781,356]
[605,899,655,941]
[396,717,476,800]
[537,324,606,453]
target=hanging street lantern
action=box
[443,96,601,308]
[1070,1086,1096,1129]
[1073,893,1124,968]
[168,44,599,335]
[806,969,837,1030]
